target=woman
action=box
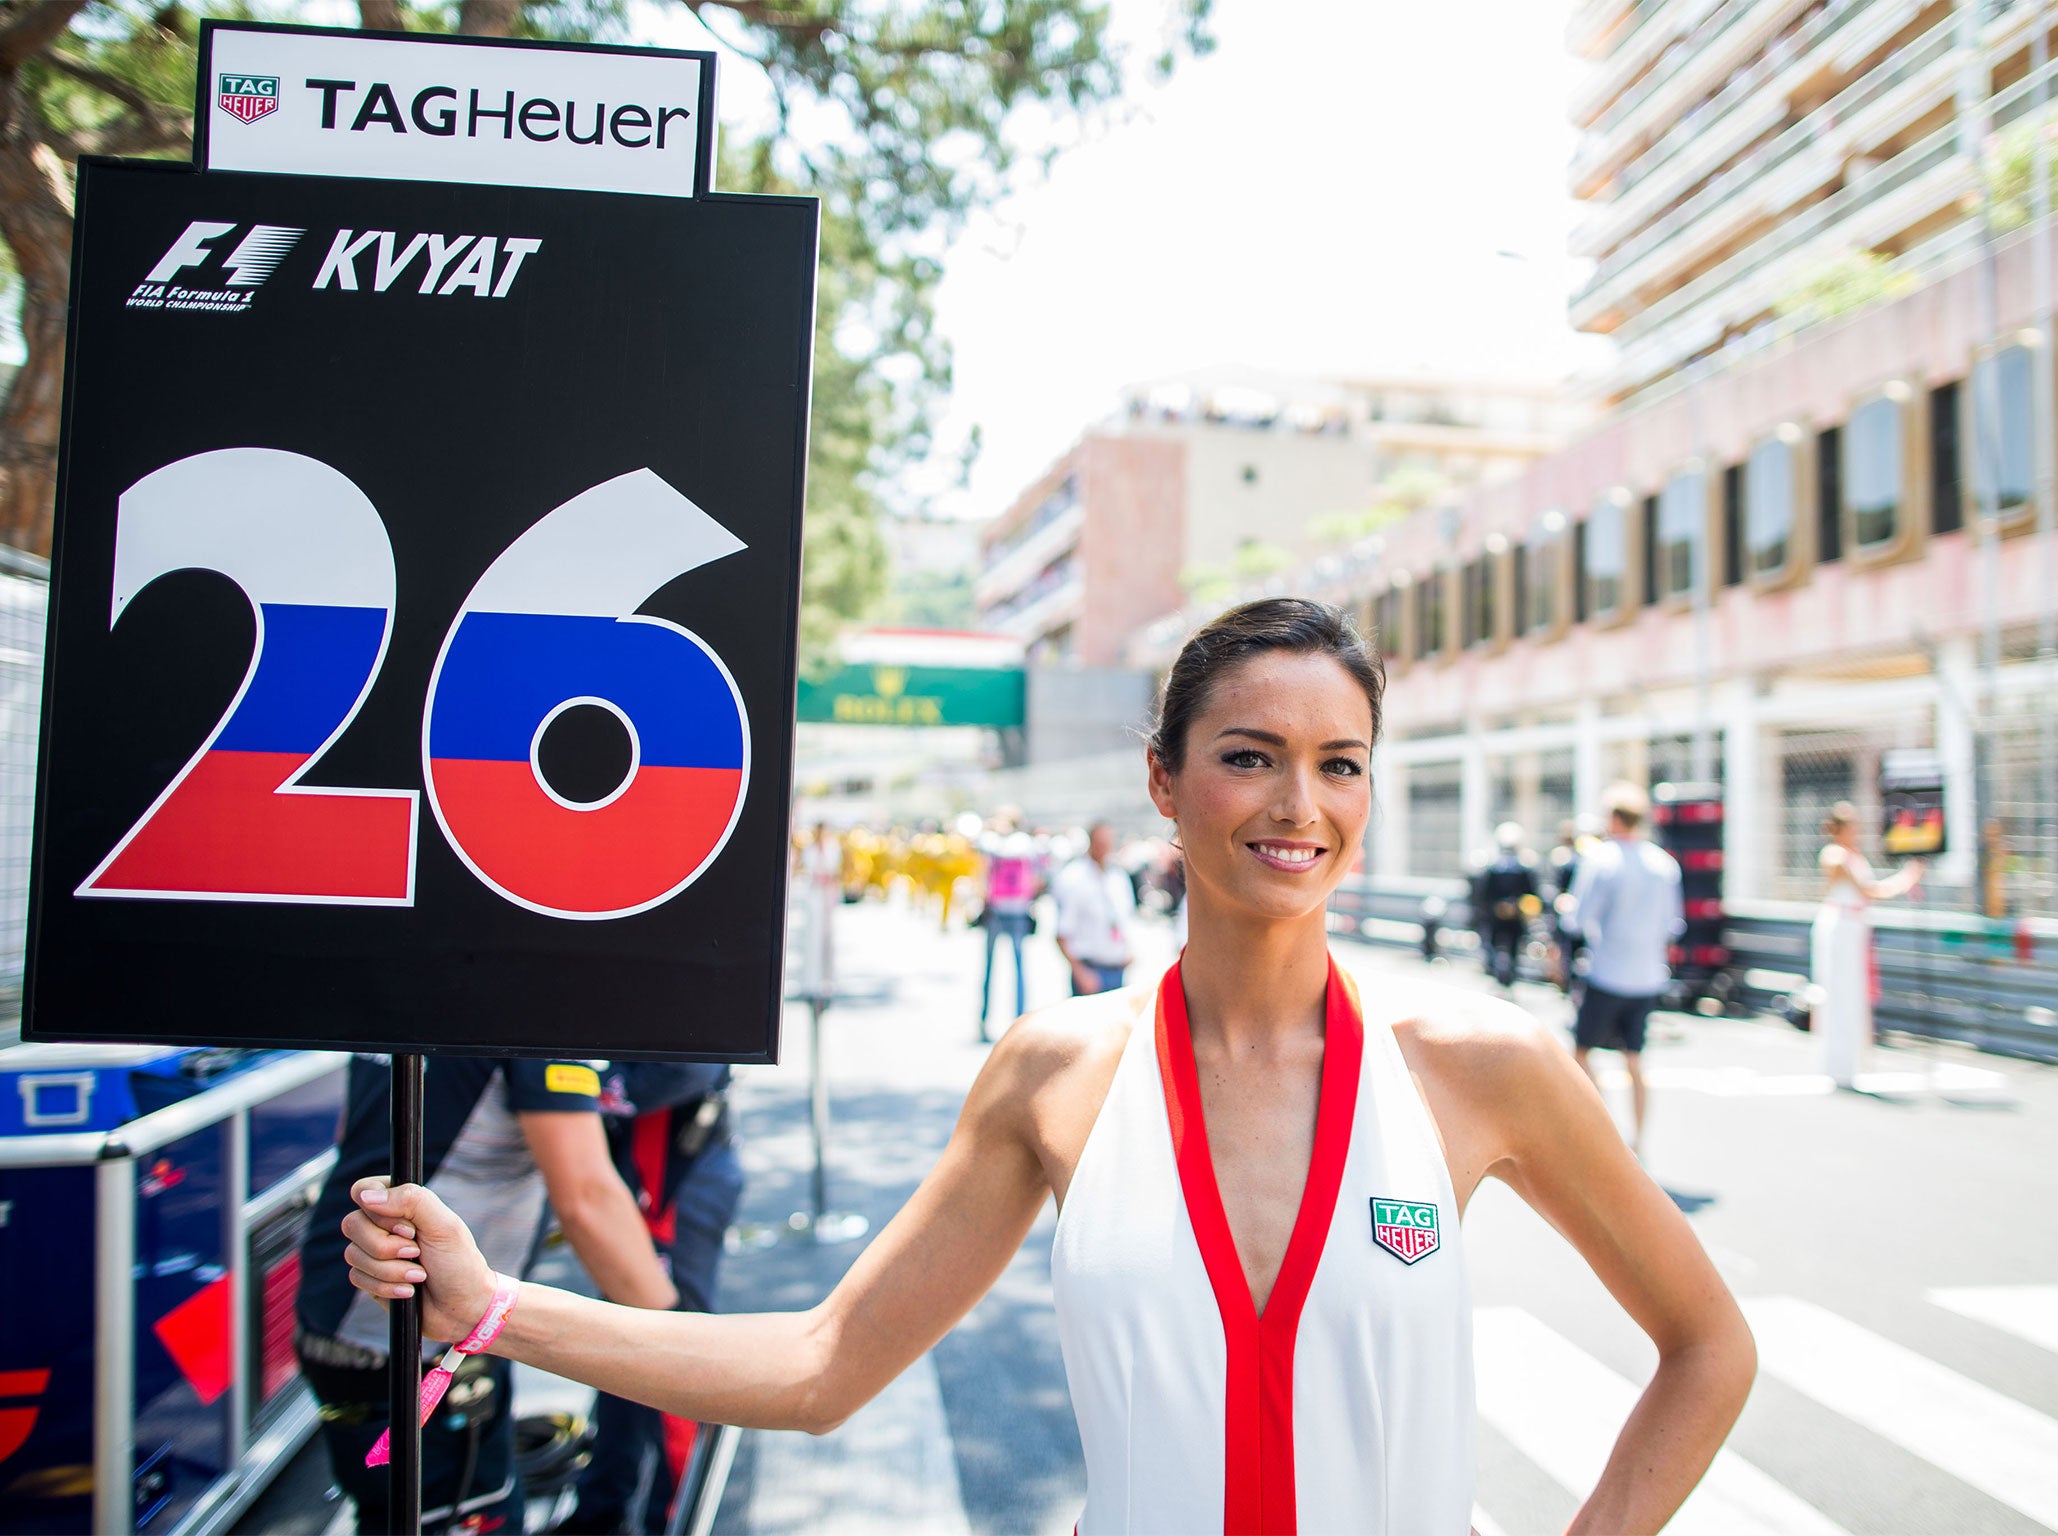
[1812,801,1924,1090]
[343,599,1755,1535]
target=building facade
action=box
[1567,0,2047,403]
[1117,1,2058,927]
[976,371,1577,667]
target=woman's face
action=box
[1147,650,1374,923]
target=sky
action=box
[7,2,1611,520]
[637,0,1616,522]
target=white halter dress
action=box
[1050,956,1474,1535]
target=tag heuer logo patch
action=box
[1371,1198,1439,1263]
[218,74,280,124]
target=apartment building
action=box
[976,371,1576,668]
[1567,0,2046,403]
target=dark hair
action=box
[1147,598,1386,772]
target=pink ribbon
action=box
[366,1273,519,1467]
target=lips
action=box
[1248,841,1325,871]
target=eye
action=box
[1221,749,1269,770]
[1325,757,1367,778]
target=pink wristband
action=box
[456,1272,520,1354]
[364,1273,520,1467]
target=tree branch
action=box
[42,51,174,126]
[686,1,832,44]
[456,0,519,36]
[79,113,191,160]
[358,0,406,32]
[0,1,89,72]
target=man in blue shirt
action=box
[1565,783,1684,1160]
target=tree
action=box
[1772,247,1914,328]
[0,0,1213,662]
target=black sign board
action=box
[25,42,816,1061]
[1880,748,1947,858]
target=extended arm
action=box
[344,1026,1057,1434]
[1473,1015,1755,1533]
[1823,846,1923,902]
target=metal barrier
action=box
[0,1050,346,1536]
[1725,905,2058,1064]
[1326,876,2058,1063]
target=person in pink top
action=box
[977,810,1041,1042]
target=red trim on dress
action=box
[1154,957,1365,1536]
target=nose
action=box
[1270,760,1320,828]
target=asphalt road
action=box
[242,895,2058,1534]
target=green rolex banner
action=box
[795,664,1025,728]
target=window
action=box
[1525,516,1565,634]
[1817,426,1842,564]
[1573,518,1590,622]
[1374,588,1404,661]
[1512,542,1529,635]
[1969,344,2034,523]
[1931,379,1962,535]
[1640,494,1659,608]
[1721,464,1743,587]
[1586,495,1626,618]
[1844,393,1902,549]
[1746,429,1801,578]
[1470,555,1496,647]
[1419,571,1445,658]
[1657,466,1704,600]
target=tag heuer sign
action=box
[219,74,280,123]
[1371,1198,1440,1264]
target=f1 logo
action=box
[144,222,305,288]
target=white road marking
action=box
[1473,1307,1848,1536]
[1744,1296,2058,1532]
[1926,1284,2058,1356]
[1585,1064,2009,1100]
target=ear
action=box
[1146,748,1179,823]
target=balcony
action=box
[975,499,1084,611]
[1571,13,1956,329]
[1604,124,1972,394]
[1567,0,1642,61]
[1569,0,1826,196]
[989,568,1083,646]
[1569,0,1703,126]
[1574,0,1936,253]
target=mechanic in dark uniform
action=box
[297,1055,677,1534]
[556,1062,743,1535]
[1478,821,1541,990]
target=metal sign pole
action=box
[389,1052,425,1536]
[787,993,867,1245]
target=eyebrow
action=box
[1215,727,1370,752]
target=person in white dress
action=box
[1812,801,1924,1089]
[338,599,1755,1535]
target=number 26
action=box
[76,447,752,921]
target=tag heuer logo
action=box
[1371,1198,1439,1264]
[218,74,280,124]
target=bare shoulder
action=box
[1380,978,1575,1200]
[983,986,1144,1105]
[1387,978,1559,1093]
[971,987,1147,1196]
